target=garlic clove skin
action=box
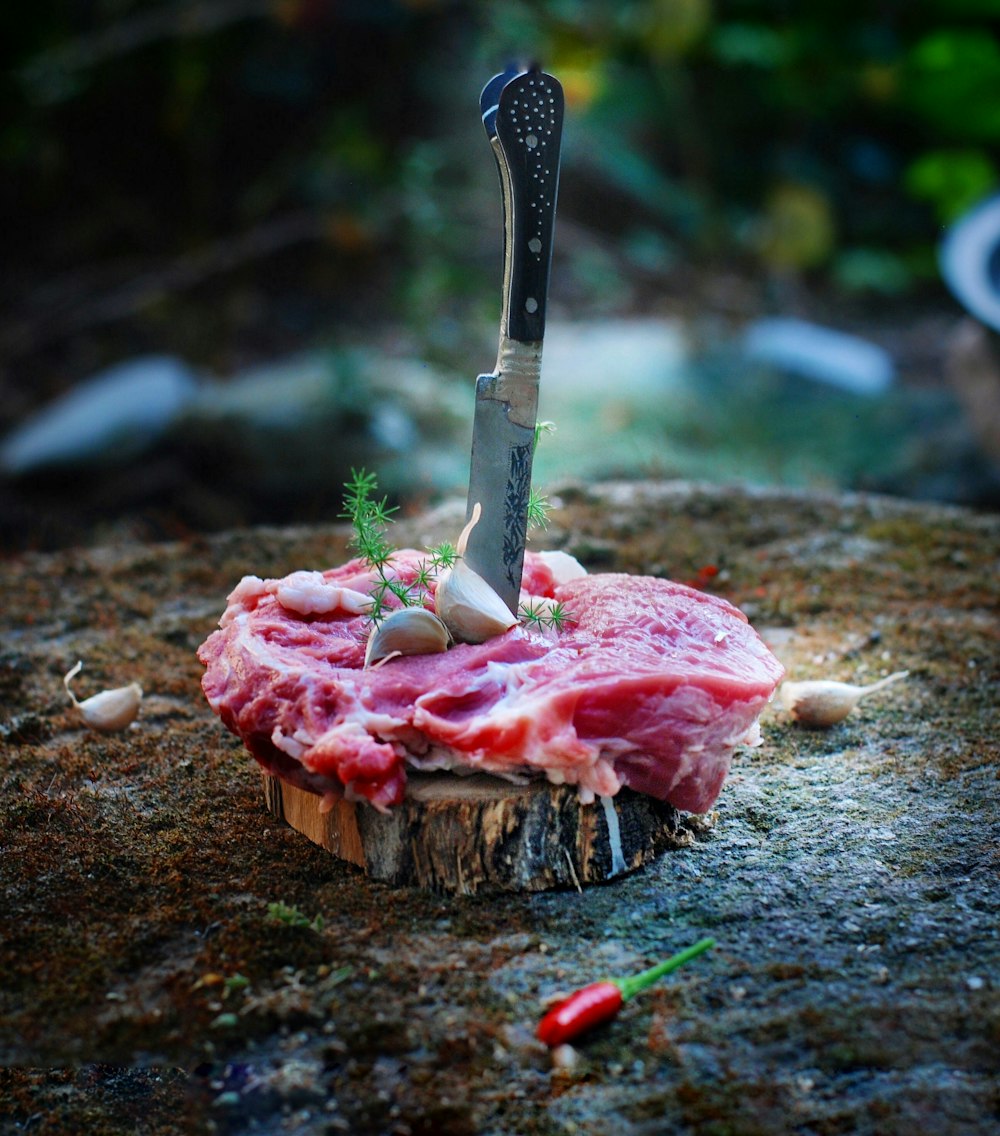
[63,660,143,732]
[434,499,519,645]
[364,607,451,667]
[434,560,518,644]
[779,670,908,727]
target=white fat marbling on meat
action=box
[219,575,267,626]
[272,725,309,760]
[410,677,623,802]
[483,658,529,695]
[220,570,372,626]
[536,550,588,584]
[275,571,371,616]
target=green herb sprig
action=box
[519,423,575,628]
[342,467,571,633]
[342,469,396,571]
[527,488,550,530]
[341,469,456,623]
[518,599,573,632]
[527,421,557,532]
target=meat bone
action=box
[464,65,564,613]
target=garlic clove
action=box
[435,560,519,644]
[779,670,909,727]
[63,660,143,732]
[434,501,519,644]
[364,607,451,667]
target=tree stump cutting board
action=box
[262,772,689,894]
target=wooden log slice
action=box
[261,772,689,894]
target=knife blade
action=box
[465,66,564,614]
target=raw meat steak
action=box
[198,551,783,813]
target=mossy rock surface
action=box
[1,481,998,1135]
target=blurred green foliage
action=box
[3,0,1000,371]
[490,0,1000,282]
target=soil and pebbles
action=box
[2,481,998,1135]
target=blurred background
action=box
[3,0,1000,551]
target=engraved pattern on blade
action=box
[503,441,533,589]
[465,394,535,614]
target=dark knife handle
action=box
[490,69,564,345]
[480,64,520,139]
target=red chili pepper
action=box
[536,937,714,1047]
[537,981,623,1047]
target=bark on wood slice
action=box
[261,772,687,894]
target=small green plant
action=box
[223,973,250,998]
[527,421,556,532]
[527,487,550,530]
[267,901,324,933]
[341,468,396,576]
[322,964,355,988]
[518,598,573,632]
[341,468,456,623]
[534,420,556,449]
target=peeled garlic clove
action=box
[780,670,908,727]
[63,660,143,732]
[364,607,450,667]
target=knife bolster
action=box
[490,336,542,427]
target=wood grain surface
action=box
[262,771,687,893]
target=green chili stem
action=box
[614,936,715,1001]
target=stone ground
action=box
[1,481,998,1135]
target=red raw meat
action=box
[198,552,783,813]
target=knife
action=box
[464,65,564,613]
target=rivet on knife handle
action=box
[465,67,564,613]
